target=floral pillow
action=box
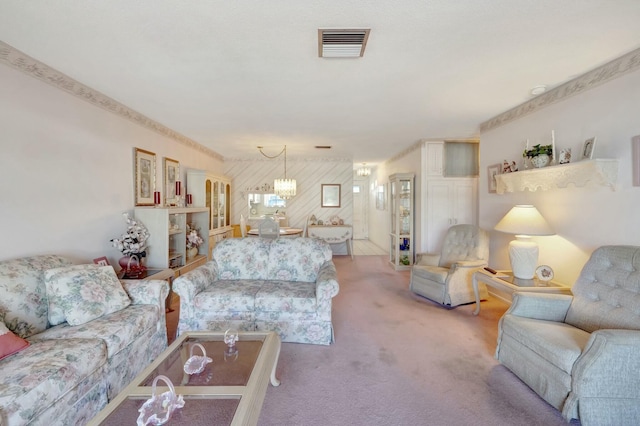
[44,264,131,326]
[0,321,29,360]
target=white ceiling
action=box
[2,1,640,167]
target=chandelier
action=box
[356,163,371,177]
[258,145,297,199]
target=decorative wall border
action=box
[0,41,223,161]
[480,47,640,132]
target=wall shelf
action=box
[495,159,618,194]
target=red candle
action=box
[153,191,161,205]
[175,181,181,196]
[186,194,193,205]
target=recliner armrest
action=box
[451,260,487,269]
[507,292,573,322]
[415,253,440,266]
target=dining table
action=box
[247,227,303,237]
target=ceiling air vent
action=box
[318,29,370,58]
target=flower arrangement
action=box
[523,144,553,158]
[110,212,150,256]
[186,225,204,250]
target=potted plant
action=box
[523,144,553,168]
[110,212,150,274]
[186,225,204,259]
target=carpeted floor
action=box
[166,255,577,425]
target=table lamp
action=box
[494,205,554,279]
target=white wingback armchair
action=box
[410,224,489,307]
[495,245,640,425]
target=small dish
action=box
[183,343,213,375]
[535,265,554,281]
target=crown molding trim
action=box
[225,157,353,163]
[0,41,223,161]
[480,47,640,133]
[386,140,422,165]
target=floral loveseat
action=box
[0,255,169,426]
[173,237,340,345]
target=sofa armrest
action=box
[121,279,169,308]
[415,253,440,266]
[173,261,218,303]
[507,292,573,322]
[562,329,640,420]
[316,261,340,303]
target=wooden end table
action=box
[472,269,571,315]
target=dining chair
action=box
[258,217,280,239]
[302,214,310,237]
[240,214,247,238]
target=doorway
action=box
[352,179,368,239]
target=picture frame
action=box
[93,256,110,266]
[163,157,180,206]
[321,184,341,208]
[487,163,501,193]
[581,137,596,160]
[376,184,386,210]
[134,148,156,206]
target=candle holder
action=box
[153,191,161,207]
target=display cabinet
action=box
[389,173,415,270]
[186,169,233,258]
[134,207,209,276]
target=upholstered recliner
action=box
[410,224,489,307]
[496,245,640,425]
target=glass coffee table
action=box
[88,331,281,426]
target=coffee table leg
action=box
[472,273,481,316]
[271,343,281,387]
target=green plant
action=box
[523,144,553,158]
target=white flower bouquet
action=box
[111,212,150,256]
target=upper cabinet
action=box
[425,141,479,178]
[495,159,618,194]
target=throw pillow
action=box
[44,264,131,326]
[0,321,30,360]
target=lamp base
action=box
[508,236,538,279]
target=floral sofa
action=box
[0,255,169,426]
[173,237,340,345]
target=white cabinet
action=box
[425,178,477,252]
[426,142,444,176]
[186,169,233,257]
[389,173,415,271]
[134,207,209,275]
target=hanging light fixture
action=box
[258,145,297,199]
[356,163,371,177]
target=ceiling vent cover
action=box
[318,29,370,58]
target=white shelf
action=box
[495,159,618,194]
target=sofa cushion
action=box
[502,315,591,374]
[0,321,29,360]
[0,338,106,425]
[267,238,333,282]
[0,255,72,338]
[44,264,131,326]
[411,265,448,284]
[255,280,317,314]
[33,304,160,358]
[194,280,263,312]
[214,238,272,280]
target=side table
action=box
[119,268,176,312]
[472,269,571,315]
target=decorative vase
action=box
[530,154,550,168]
[187,247,198,259]
[118,255,137,270]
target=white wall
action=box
[0,64,221,263]
[479,69,640,285]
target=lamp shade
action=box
[494,205,554,236]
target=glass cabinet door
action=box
[212,181,219,229]
[205,179,212,230]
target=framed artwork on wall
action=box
[487,163,501,193]
[163,157,180,206]
[581,137,596,160]
[134,148,156,206]
[321,184,341,208]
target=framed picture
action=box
[93,256,110,266]
[163,157,180,206]
[581,137,596,160]
[321,184,341,208]
[487,163,501,193]
[134,148,156,206]
[376,184,386,210]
